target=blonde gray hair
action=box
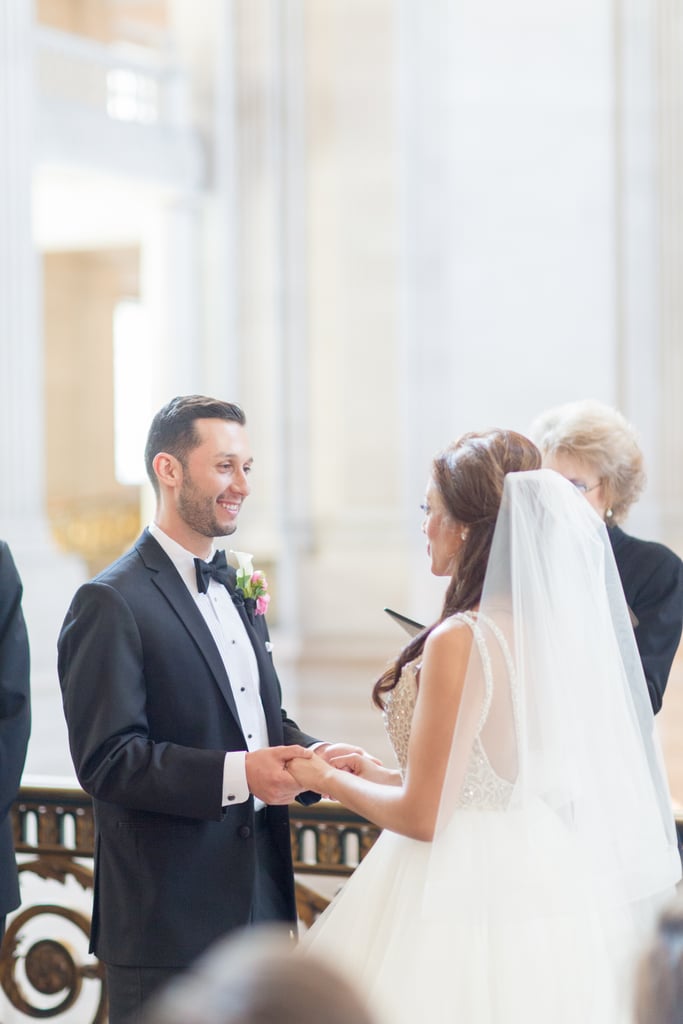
[530,399,645,524]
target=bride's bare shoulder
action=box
[422,614,474,666]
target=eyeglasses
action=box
[570,479,601,495]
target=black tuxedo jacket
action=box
[57,530,317,968]
[0,542,31,918]
[609,525,683,714]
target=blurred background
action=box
[1,0,682,795]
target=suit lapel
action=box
[135,531,242,726]
[232,602,284,745]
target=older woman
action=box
[531,399,683,713]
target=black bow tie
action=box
[194,550,236,595]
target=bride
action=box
[287,429,681,1024]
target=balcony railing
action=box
[0,782,381,1024]
[36,26,188,128]
[34,26,204,189]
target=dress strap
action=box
[457,610,519,736]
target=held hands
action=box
[327,752,400,787]
[286,751,334,794]
[317,743,394,786]
[245,745,313,805]
[315,742,383,767]
[287,743,395,797]
[246,742,389,805]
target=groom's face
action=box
[176,418,254,541]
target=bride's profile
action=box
[287,429,681,1024]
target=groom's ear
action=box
[153,451,182,489]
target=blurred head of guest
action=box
[140,925,379,1024]
[634,897,683,1024]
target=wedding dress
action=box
[300,471,680,1024]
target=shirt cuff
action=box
[222,751,250,806]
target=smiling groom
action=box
[57,395,353,1024]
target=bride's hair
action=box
[373,428,541,708]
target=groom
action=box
[58,395,359,1024]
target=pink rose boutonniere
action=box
[229,550,271,616]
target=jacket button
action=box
[238,825,251,839]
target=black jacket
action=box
[0,542,31,917]
[58,530,317,967]
[609,525,683,714]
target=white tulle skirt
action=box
[300,804,675,1024]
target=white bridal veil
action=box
[422,469,680,1016]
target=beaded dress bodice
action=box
[382,612,517,811]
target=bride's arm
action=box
[287,618,473,840]
[327,752,402,786]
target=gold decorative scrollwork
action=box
[295,881,333,930]
[0,904,106,1022]
[19,855,94,893]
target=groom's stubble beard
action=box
[177,472,239,539]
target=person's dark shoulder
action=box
[93,529,174,584]
[0,540,20,582]
[609,525,683,590]
[70,533,159,610]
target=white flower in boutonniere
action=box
[227,550,271,616]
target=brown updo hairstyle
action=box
[373,429,541,708]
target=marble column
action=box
[139,195,203,409]
[267,0,312,639]
[0,3,83,778]
[655,0,683,552]
[214,0,313,643]
[0,2,42,530]
[612,0,665,541]
[398,0,622,613]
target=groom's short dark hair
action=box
[144,395,246,496]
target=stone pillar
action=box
[267,0,312,639]
[0,3,43,529]
[215,0,314,644]
[0,3,84,777]
[655,0,683,551]
[612,0,662,540]
[398,0,622,612]
[139,195,204,411]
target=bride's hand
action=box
[316,742,383,767]
[329,753,401,786]
[286,753,332,793]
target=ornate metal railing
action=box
[2,781,682,1024]
[0,783,381,1023]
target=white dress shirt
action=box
[148,523,268,809]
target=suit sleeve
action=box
[0,544,31,819]
[630,551,683,714]
[58,582,226,820]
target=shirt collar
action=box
[148,522,215,596]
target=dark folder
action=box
[384,607,424,637]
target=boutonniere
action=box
[227,551,271,616]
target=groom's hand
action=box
[245,745,313,804]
